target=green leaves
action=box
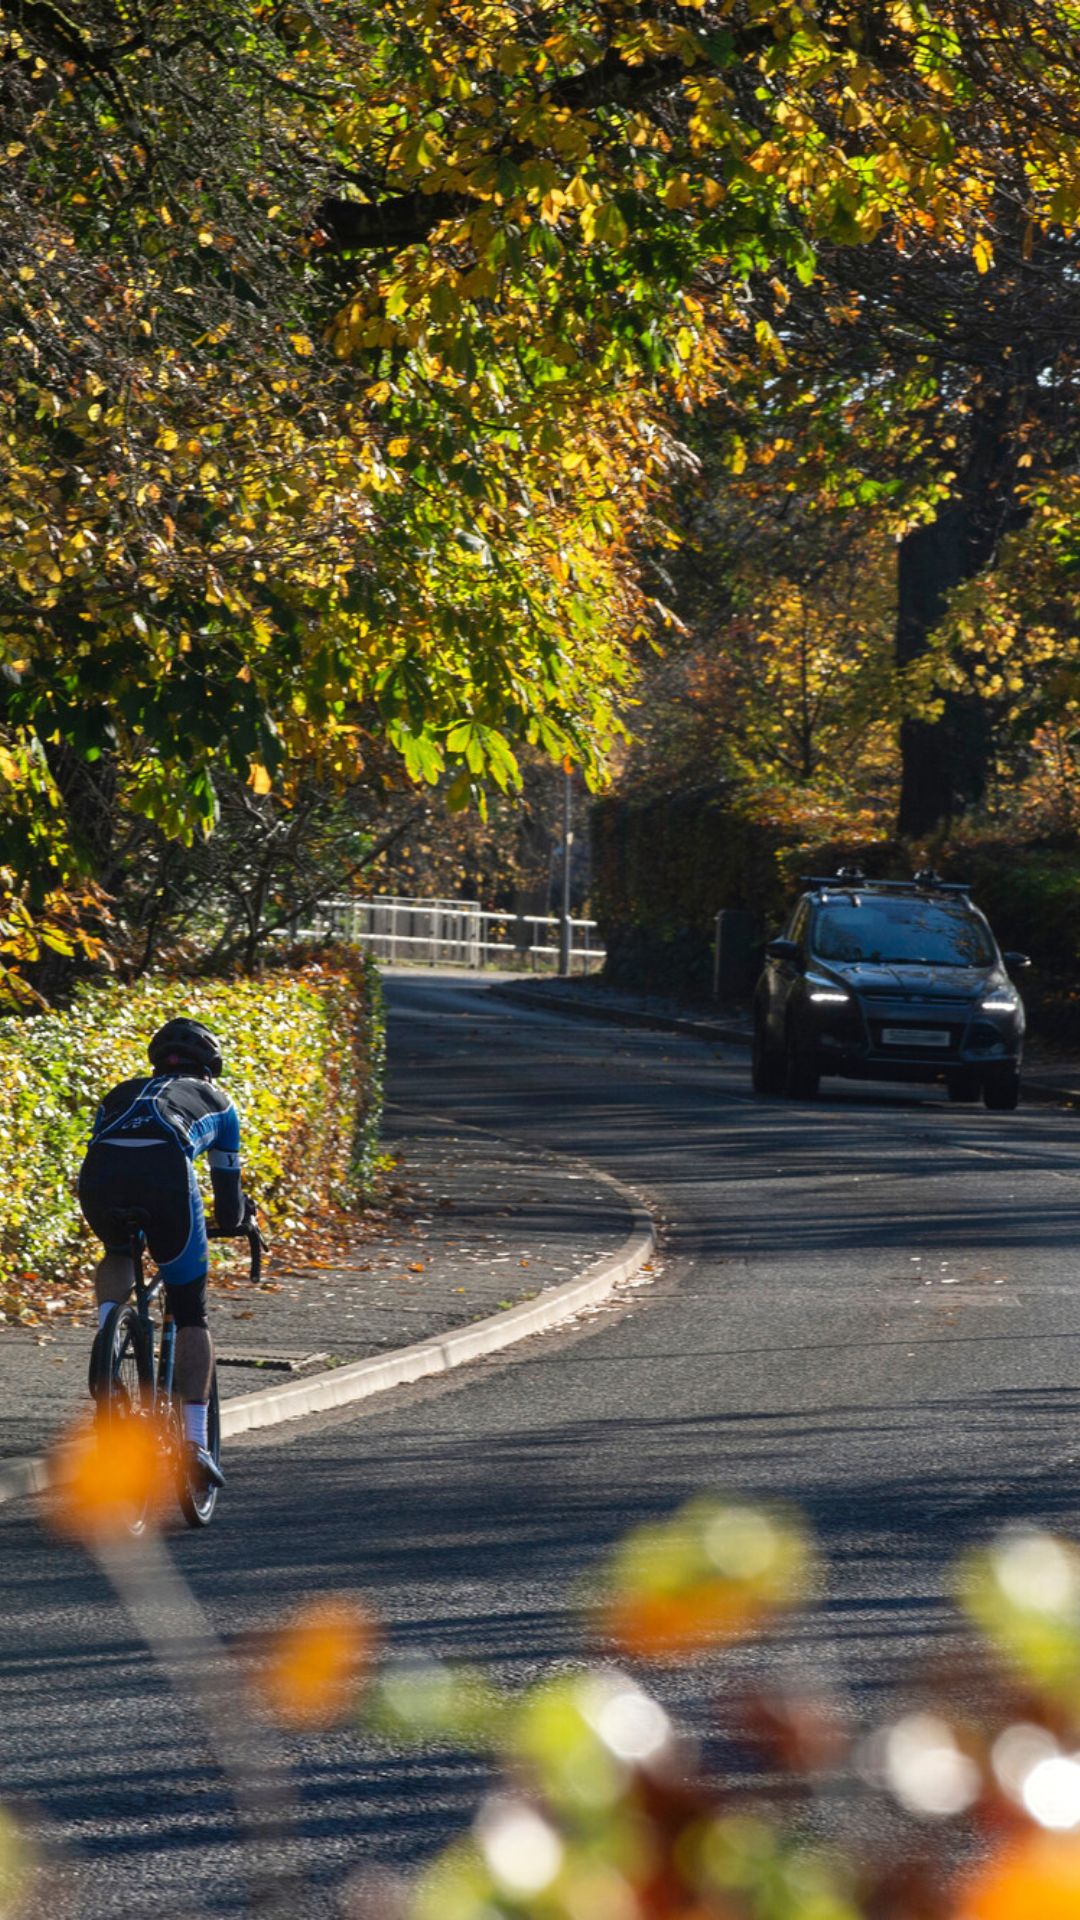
[959,1530,1080,1701]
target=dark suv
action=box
[752,870,1029,1109]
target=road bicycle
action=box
[89,1208,265,1531]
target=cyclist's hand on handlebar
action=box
[242,1195,268,1250]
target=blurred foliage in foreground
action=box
[21,1440,1080,1920]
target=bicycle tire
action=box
[179,1366,221,1529]
[92,1304,155,1533]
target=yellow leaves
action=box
[754,318,788,367]
[663,173,695,210]
[580,197,628,246]
[838,91,873,132]
[747,140,783,176]
[248,762,273,796]
[387,124,445,172]
[972,231,994,273]
[156,427,179,451]
[495,41,531,76]
[196,229,215,248]
[289,333,315,357]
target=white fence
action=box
[315,895,604,972]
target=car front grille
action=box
[857,995,973,1019]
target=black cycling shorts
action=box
[78,1141,208,1288]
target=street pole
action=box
[558,763,573,976]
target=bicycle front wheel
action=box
[92,1304,153,1418]
[179,1366,221,1529]
[92,1304,155,1533]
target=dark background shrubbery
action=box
[591,790,1080,1050]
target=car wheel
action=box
[783,1020,820,1100]
[984,1068,1020,1111]
[947,1073,979,1103]
[751,1017,785,1095]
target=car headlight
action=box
[980,988,1019,1013]
[807,974,850,1004]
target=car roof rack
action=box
[799,867,972,899]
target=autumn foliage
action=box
[4,2,1080,983]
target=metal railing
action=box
[315,895,604,972]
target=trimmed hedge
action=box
[0,953,383,1306]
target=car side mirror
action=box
[765,937,802,966]
[1003,951,1031,971]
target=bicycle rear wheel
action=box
[178,1366,221,1529]
[92,1304,155,1533]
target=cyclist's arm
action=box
[207,1100,244,1232]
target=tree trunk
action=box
[895,398,1017,837]
[895,508,995,834]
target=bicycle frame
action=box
[121,1212,263,1412]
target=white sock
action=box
[97,1303,113,1332]
[183,1402,209,1449]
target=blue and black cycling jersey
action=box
[79,1075,243,1288]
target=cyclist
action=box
[78,1017,246,1491]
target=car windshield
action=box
[812,897,994,967]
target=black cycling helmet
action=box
[147,1017,223,1079]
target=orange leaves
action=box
[960,1835,1080,1920]
[596,1499,816,1663]
[255,1595,376,1728]
[48,1413,177,1542]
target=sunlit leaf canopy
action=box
[3,0,1080,860]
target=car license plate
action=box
[882,1026,950,1047]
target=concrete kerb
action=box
[220,1207,653,1436]
[491,980,1080,1110]
[0,1159,656,1509]
[0,1453,51,1508]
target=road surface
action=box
[2,972,1079,1915]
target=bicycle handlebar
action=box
[206,1213,266,1284]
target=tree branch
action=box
[314,189,467,252]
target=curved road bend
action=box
[2,970,1080,1914]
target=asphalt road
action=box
[3,971,1080,1916]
